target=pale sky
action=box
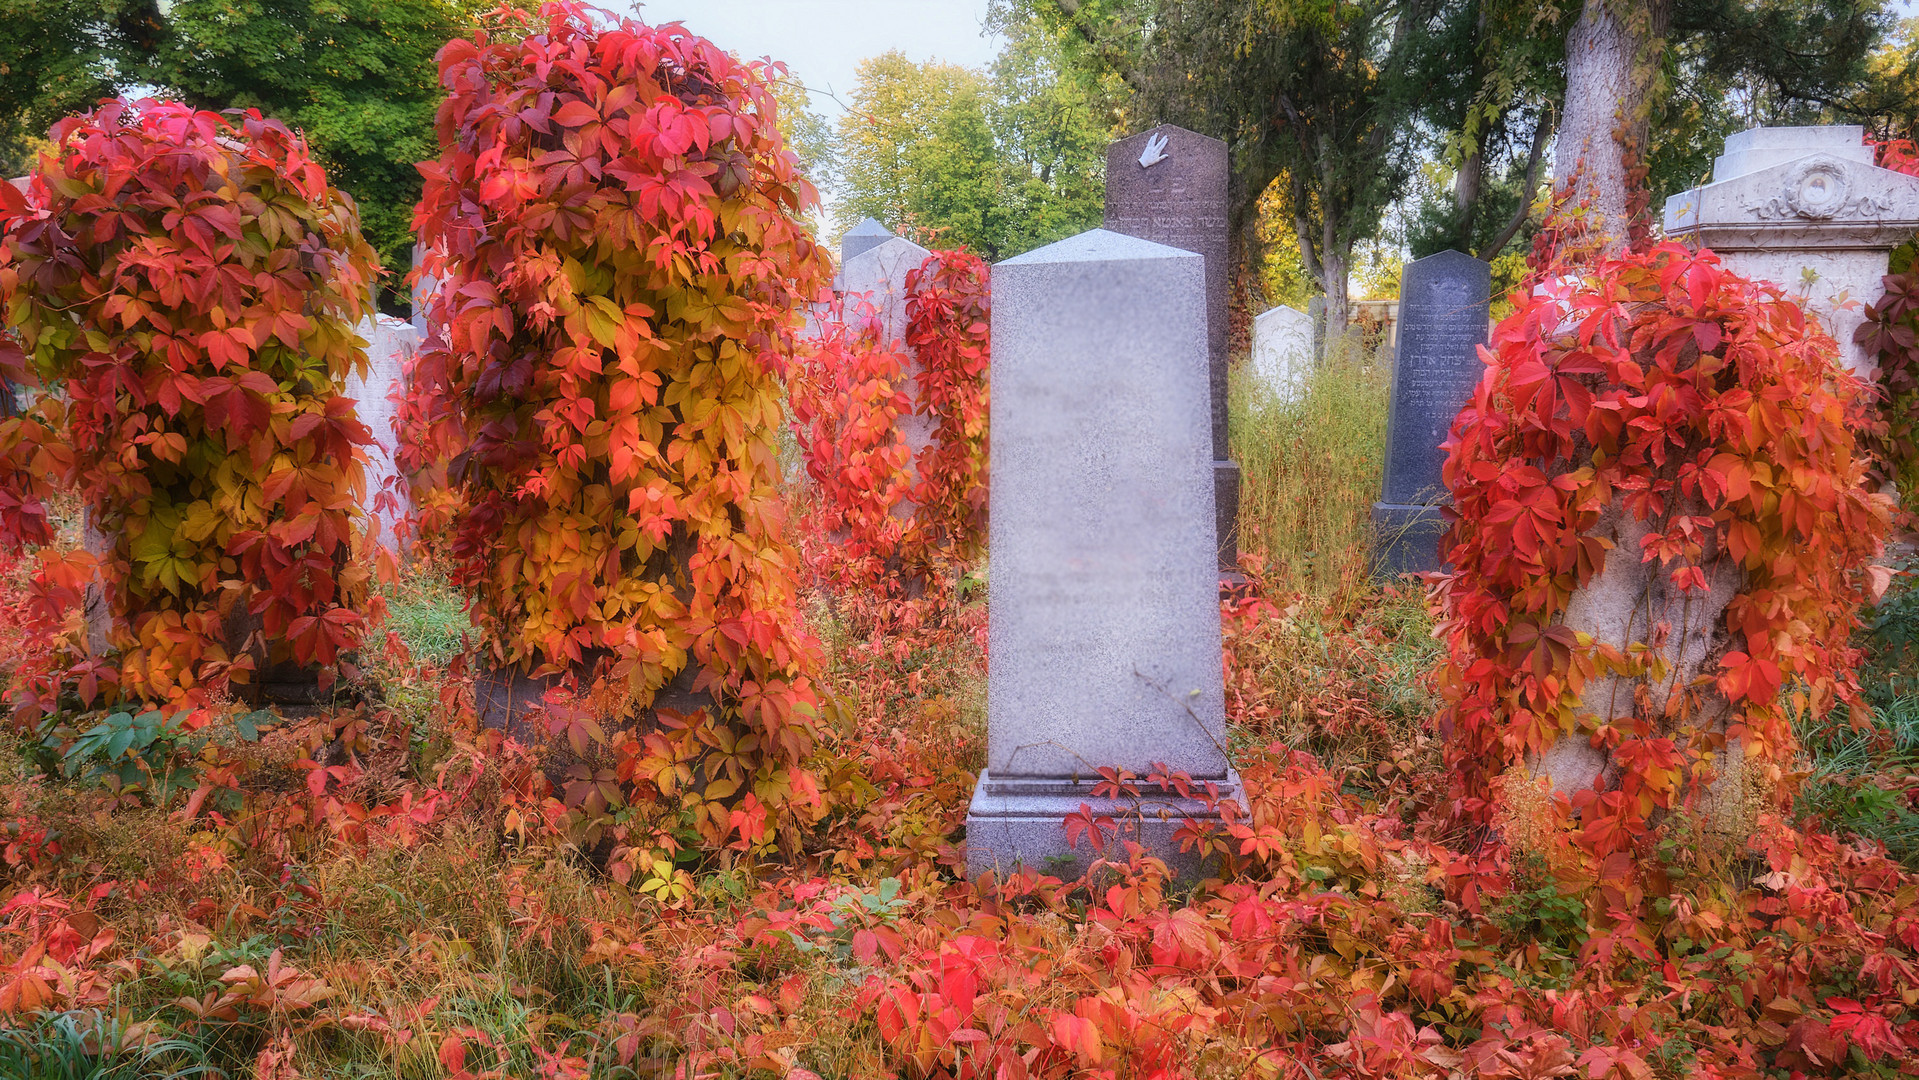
[626,0,1002,114]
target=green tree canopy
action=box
[831,52,997,254]
[152,0,484,312]
[829,27,1108,262]
[0,0,162,175]
[987,12,1112,256]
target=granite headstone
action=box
[841,217,896,263]
[1372,250,1490,578]
[964,228,1240,880]
[1104,125,1241,576]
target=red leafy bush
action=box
[0,100,381,719]
[400,2,831,839]
[790,248,989,599]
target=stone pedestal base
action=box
[1214,459,1241,574]
[1371,501,1448,579]
[964,769,1244,881]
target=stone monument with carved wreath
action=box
[1664,125,1919,377]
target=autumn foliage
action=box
[0,100,380,720]
[790,248,990,600]
[1857,137,1919,515]
[399,3,832,847]
[1435,242,1890,878]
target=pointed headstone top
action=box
[998,227,1199,266]
[841,217,895,262]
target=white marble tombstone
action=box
[347,316,422,551]
[1250,304,1313,399]
[964,228,1240,880]
[1664,125,1919,377]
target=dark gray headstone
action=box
[1372,250,1491,578]
[841,217,895,263]
[1103,125,1241,576]
[965,228,1239,881]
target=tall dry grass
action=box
[1229,332,1392,614]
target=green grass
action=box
[1796,552,1919,866]
[1229,333,1391,612]
[0,1011,228,1079]
[378,566,470,666]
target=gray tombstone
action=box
[1664,125,1919,378]
[841,217,896,263]
[347,316,422,551]
[840,234,932,351]
[1103,125,1241,577]
[1371,250,1490,578]
[964,228,1240,881]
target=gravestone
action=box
[1250,305,1313,399]
[841,234,932,352]
[840,233,937,460]
[1104,125,1241,576]
[841,217,896,262]
[1372,250,1491,578]
[346,315,422,551]
[965,228,1239,881]
[1664,125,1919,377]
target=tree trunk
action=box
[1553,0,1672,254]
[1321,246,1350,353]
[1453,144,1484,253]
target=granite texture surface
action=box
[966,227,1235,881]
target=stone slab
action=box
[965,771,1243,880]
[1251,304,1313,398]
[1104,124,1238,572]
[980,227,1229,787]
[1713,124,1872,181]
[1379,250,1490,508]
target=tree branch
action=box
[1478,114,1554,261]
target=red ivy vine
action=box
[1434,243,1890,879]
[0,100,380,720]
[399,2,830,838]
[904,249,991,564]
[790,248,990,598]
